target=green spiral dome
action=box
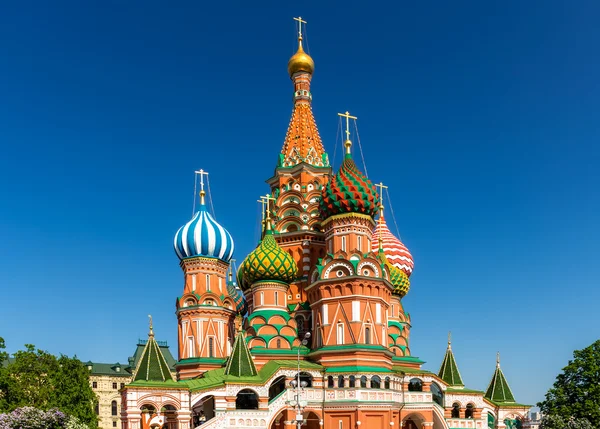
[242,230,298,285]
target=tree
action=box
[540,414,594,429]
[0,341,98,428]
[538,339,600,427]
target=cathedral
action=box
[120,19,530,429]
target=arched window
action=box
[235,389,258,410]
[338,375,345,388]
[268,376,286,401]
[431,382,444,408]
[349,375,356,388]
[408,378,423,392]
[465,403,475,419]
[371,375,381,389]
[451,403,461,418]
[360,376,367,388]
[365,326,371,344]
[384,377,391,389]
[294,372,313,388]
[276,339,281,348]
[111,400,118,416]
[327,376,334,388]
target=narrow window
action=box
[92,381,97,389]
[192,274,197,291]
[352,301,360,321]
[365,326,371,344]
[451,403,460,418]
[357,236,362,252]
[322,305,329,325]
[328,240,333,253]
[112,382,117,389]
[275,291,278,305]
[336,323,344,344]
[111,400,118,416]
[260,292,264,306]
[465,404,474,419]
[349,375,356,387]
[120,383,124,389]
[339,421,343,429]
[188,336,195,358]
[338,375,345,387]
[113,422,117,428]
[371,375,381,389]
[341,236,346,252]
[209,337,214,358]
[360,375,367,388]
[384,377,391,389]
[95,403,99,415]
[276,339,281,348]
[376,303,381,323]
[206,274,210,291]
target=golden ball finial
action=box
[288,39,314,77]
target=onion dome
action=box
[227,273,247,315]
[236,257,250,291]
[372,216,414,277]
[173,192,234,262]
[288,39,314,77]
[320,154,379,218]
[378,247,410,297]
[242,225,297,285]
[388,264,411,297]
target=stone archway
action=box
[402,412,426,429]
[304,411,321,429]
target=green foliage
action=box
[0,340,98,429]
[538,339,600,427]
[540,414,594,429]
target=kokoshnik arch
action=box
[120,17,531,429]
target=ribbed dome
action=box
[173,202,234,262]
[372,216,414,277]
[320,156,379,218]
[242,229,297,285]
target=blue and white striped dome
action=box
[174,203,235,262]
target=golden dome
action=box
[288,40,314,77]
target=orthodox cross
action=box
[194,169,209,193]
[338,111,357,154]
[260,194,276,221]
[497,351,501,368]
[257,197,267,223]
[194,169,209,206]
[293,16,307,40]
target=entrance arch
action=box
[192,395,215,427]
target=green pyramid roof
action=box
[225,330,258,378]
[438,343,464,387]
[133,329,175,383]
[484,357,516,403]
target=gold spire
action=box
[338,111,357,155]
[448,331,452,350]
[288,16,314,77]
[148,314,154,338]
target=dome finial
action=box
[448,331,452,349]
[497,351,501,368]
[288,17,314,77]
[148,314,154,338]
[194,168,209,205]
[375,182,388,251]
[338,111,357,156]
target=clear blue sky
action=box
[1,0,598,406]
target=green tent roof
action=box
[484,359,516,403]
[225,330,258,377]
[133,330,175,383]
[438,343,464,387]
